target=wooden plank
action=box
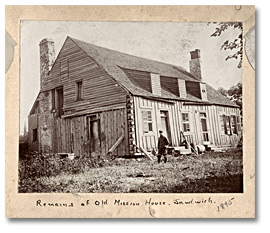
[139,146,153,160]
[108,134,124,154]
[104,111,109,154]
[100,112,105,156]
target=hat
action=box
[159,130,163,133]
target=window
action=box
[76,81,83,101]
[231,115,237,134]
[200,112,209,141]
[51,89,55,110]
[220,115,226,135]
[142,110,153,133]
[181,113,190,132]
[56,87,64,117]
[220,114,238,135]
[237,116,241,134]
[33,128,38,142]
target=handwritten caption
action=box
[35,197,234,212]
[217,197,235,212]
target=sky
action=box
[20,21,242,134]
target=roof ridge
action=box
[69,36,189,72]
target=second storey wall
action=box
[41,37,127,115]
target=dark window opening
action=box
[33,128,38,142]
[51,89,55,110]
[76,81,83,101]
[56,87,64,117]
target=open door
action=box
[160,111,171,144]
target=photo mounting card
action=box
[5,5,255,218]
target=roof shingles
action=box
[70,37,237,108]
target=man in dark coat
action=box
[157,130,169,163]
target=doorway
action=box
[87,115,101,154]
[160,111,171,144]
[200,112,209,142]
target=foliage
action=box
[19,148,243,193]
[210,22,243,68]
[218,82,242,115]
[18,152,110,193]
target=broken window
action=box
[33,128,38,142]
[76,81,83,101]
[142,110,153,133]
[181,113,190,132]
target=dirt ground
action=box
[19,148,243,193]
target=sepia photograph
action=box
[18,21,243,194]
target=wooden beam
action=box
[108,134,124,154]
[137,145,154,160]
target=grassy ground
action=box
[19,148,243,193]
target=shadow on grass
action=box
[136,174,243,193]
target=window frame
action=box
[33,128,38,142]
[181,112,191,133]
[220,113,238,136]
[75,80,83,101]
[142,110,153,134]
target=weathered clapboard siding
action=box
[41,37,127,114]
[133,96,241,151]
[51,108,128,157]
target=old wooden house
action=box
[28,36,241,157]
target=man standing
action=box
[157,130,169,163]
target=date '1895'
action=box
[217,197,235,212]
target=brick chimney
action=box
[189,49,202,81]
[39,38,55,89]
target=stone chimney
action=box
[39,38,55,89]
[189,49,202,81]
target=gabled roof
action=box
[69,36,238,108]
